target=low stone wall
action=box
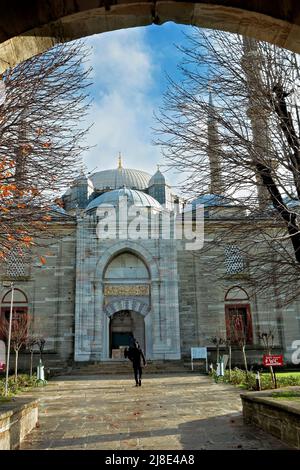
[0,398,39,450]
[241,387,300,449]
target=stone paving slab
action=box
[20,373,289,450]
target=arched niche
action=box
[2,288,28,304]
[225,286,249,302]
[104,252,150,281]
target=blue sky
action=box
[82,22,193,187]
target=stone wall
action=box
[241,388,300,449]
[176,234,299,363]
[0,218,77,369]
[0,398,38,450]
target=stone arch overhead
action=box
[95,240,160,282]
[1,1,300,73]
[104,299,151,317]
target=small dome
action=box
[191,194,231,208]
[283,196,300,208]
[85,187,162,212]
[149,168,166,186]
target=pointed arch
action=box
[95,240,160,282]
[225,286,249,301]
[104,299,150,318]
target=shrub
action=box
[210,368,300,391]
[0,374,46,397]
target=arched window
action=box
[0,289,28,341]
[225,287,253,345]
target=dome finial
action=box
[157,164,160,172]
[118,152,123,170]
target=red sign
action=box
[263,355,283,367]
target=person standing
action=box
[125,339,146,386]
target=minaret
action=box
[208,92,223,194]
[242,37,270,210]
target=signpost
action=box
[263,355,283,367]
[263,354,284,389]
[191,347,208,372]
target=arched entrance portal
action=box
[109,310,145,358]
[102,249,152,360]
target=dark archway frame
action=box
[1,1,300,73]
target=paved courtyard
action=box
[21,373,288,450]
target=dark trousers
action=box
[133,364,142,383]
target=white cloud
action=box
[83,28,162,175]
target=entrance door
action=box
[109,310,145,357]
[109,311,132,358]
[111,332,132,350]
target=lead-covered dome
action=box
[191,194,231,207]
[149,168,166,186]
[90,168,151,191]
[86,187,162,212]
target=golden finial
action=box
[118,152,123,170]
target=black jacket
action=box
[125,344,146,367]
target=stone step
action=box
[68,360,195,376]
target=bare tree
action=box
[155,28,300,305]
[209,332,225,366]
[0,313,31,381]
[26,335,39,378]
[230,310,249,377]
[259,330,277,387]
[0,41,92,259]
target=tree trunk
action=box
[30,350,33,378]
[14,349,18,382]
[228,345,232,381]
[242,344,248,378]
[267,348,276,387]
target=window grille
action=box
[224,245,245,274]
[6,250,26,278]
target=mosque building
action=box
[1,101,300,372]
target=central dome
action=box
[90,168,151,191]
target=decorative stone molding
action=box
[104,299,151,317]
[104,284,150,296]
